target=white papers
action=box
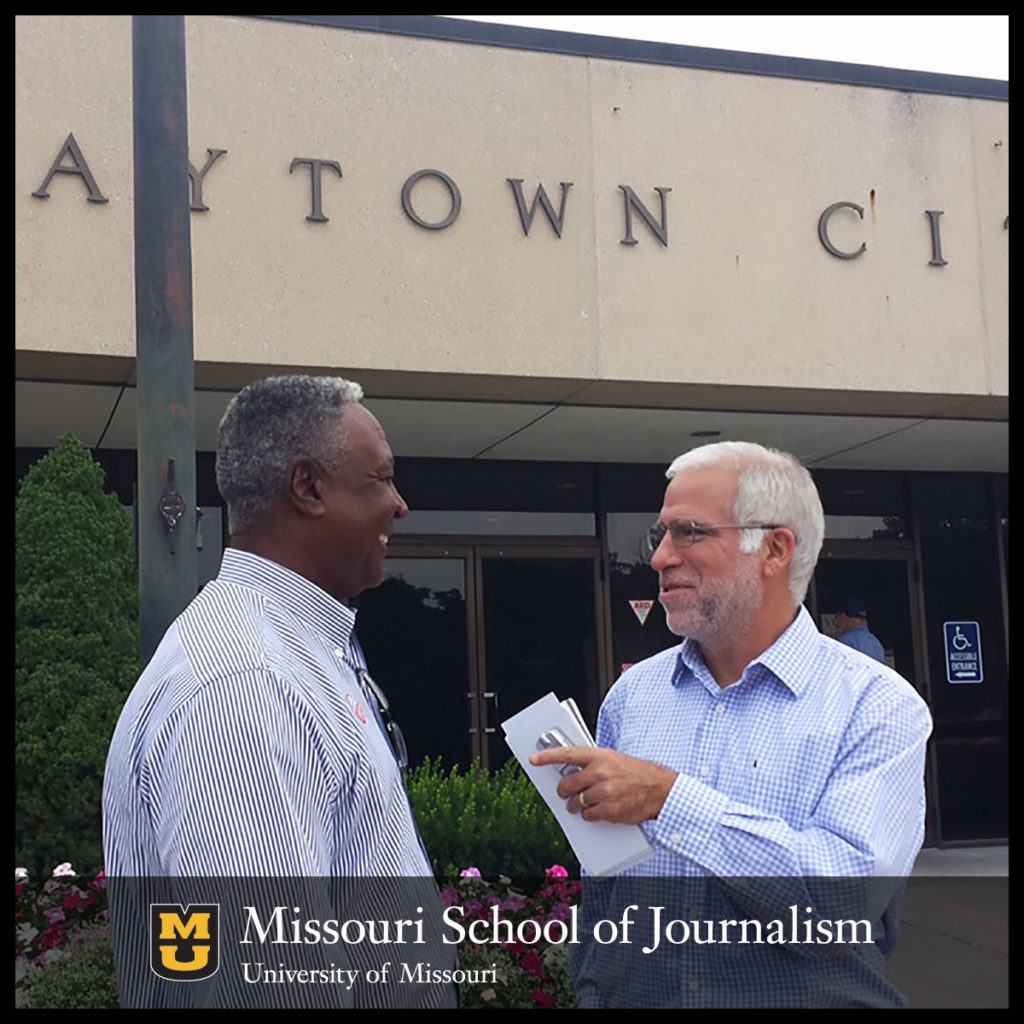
[501,693,653,876]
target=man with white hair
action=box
[533,441,932,1006]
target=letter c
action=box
[818,201,866,259]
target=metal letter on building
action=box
[188,148,227,212]
[925,210,948,266]
[507,179,573,238]
[619,186,671,246]
[289,157,343,223]
[817,201,867,259]
[32,133,109,203]
[401,169,462,230]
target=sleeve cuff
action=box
[650,772,731,857]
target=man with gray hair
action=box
[533,441,932,1006]
[103,376,456,1008]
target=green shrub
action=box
[407,757,578,878]
[18,923,119,1009]
[15,434,139,877]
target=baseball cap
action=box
[836,595,869,618]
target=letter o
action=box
[340,920,366,944]
[365,968,380,983]
[593,919,619,944]
[401,169,462,230]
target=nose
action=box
[393,485,409,519]
[649,531,681,573]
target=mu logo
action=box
[150,904,220,981]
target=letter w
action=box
[507,179,573,238]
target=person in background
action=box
[834,594,887,664]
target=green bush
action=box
[15,435,139,877]
[18,923,119,1009]
[407,757,579,878]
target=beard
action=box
[660,553,763,645]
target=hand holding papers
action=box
[501,693,653,876]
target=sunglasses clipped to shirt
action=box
[644,520,782,560]
[355,667,409,774]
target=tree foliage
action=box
[15,435,139,876]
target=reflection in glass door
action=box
[353,544,604,771]
[353,551,473,769]
[478,551,602,769]
[813,556,920,689]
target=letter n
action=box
[620,186,670,246]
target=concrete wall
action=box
[16,15,1008,411]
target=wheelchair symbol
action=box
[951,626,971,651]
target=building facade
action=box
[16,16,1008,844]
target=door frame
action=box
[387,535,607,768]
[811,538,942,845]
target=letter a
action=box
[33,133,108,203]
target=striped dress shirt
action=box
[102,549,457,1008]
[571,605,933,1007]
[103,548,431,878]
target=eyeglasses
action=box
[356,667,409,773]
[645,520,782,559]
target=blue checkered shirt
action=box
[571,605,932,1007]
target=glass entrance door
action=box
[352,547,474,769]
[477,548,602,769]
[809,541,939,844]
[353,542,604,771]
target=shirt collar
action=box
[216,547,358,651]
[673,605,820,697]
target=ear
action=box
[287,457,329,518]
[760,526,797,581]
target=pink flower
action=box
[51,862,76,878]
[15,867,29,881]
[545,864,569,878]
[459,866,482,878]
[522,950,544,977]
[532,989,555,1008]
[38,923,67,950]
[63,891,81,911]
[44,907,66,925]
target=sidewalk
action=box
[889,845,1008,1007]
[911,844,1008,877]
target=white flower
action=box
[480,988,497,1002]
[17,923,39,944]
[51,862,76,877]
[15,867,29,880]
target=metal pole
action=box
[133,15,197,667]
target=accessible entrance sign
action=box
[943,621,983,684]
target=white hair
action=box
[665,441,825,606]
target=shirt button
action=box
[334,647,345,658]
[699,767,710,779]
[689,980,700,993]
[715,703,725,715]
[689,907,700,919]
[671,834,683,846]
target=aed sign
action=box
[943,622,983,684]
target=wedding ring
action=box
[579,790,589,810]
